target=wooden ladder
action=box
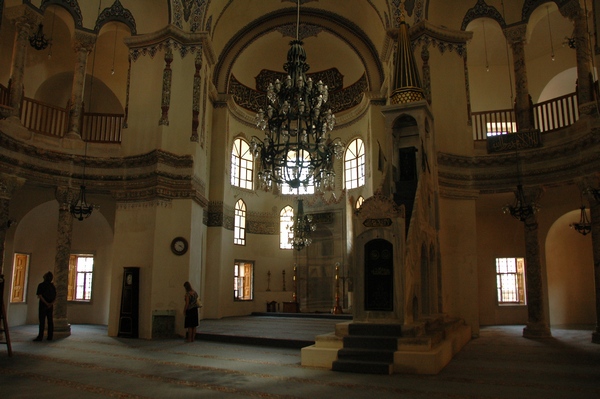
[0,275,12,357]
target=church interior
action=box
[1,0,599,377]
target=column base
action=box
[53,318,72,339]
[523,323,551,339]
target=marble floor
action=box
[1,317,599,398]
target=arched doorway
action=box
[545,209,595,326]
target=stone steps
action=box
[332,323,402,375]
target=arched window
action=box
[355,196,364,210]
[231,138,253,189]
[234,199,246,245]
[281,149,314,195]
[280,205,294,249]
[344,138,365,189]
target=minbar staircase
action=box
[332,323,402,375]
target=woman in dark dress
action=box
[183,281,200,342]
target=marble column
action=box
[0,174,25,275]
[560,0,597,116]
[6,7,39,118]
[504,25,535,131]
[66,32,96,139]
[52,186,76,337]
[520,187,551,338]
[586,189,600,343]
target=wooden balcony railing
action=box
[81,112,123,143]
[533,92,578,132]
[21,97,68,138]
[472,92,579,141]
[15,95,123,143]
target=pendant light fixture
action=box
[70,1,101,221]
[250,0,344,193]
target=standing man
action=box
[34,272,56,341]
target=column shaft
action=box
[522,215,551,338]
[53,187,75,336]
[67,33,96,139]
[561,0,596,115]
[505,25,534,131]
[8,18,34,117]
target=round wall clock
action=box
[170,237,188,255]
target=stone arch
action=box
[545,208,595,325]
[213,8,384,95]
[95,0,137,35]
[461,0,507,31]
[9,198,114,325]
[40,0,83,29]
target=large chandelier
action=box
[250,1,343,193]
[29,23,49,50]
[502,184,539,222]
[289,199,316,251]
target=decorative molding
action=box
[116,199,173,210]
[0,131,208,204]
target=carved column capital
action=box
[503,24,527,46]
[73,31,97,53]
[0,174,25,200]
[55,186,77,211]
[5,5,41,32]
